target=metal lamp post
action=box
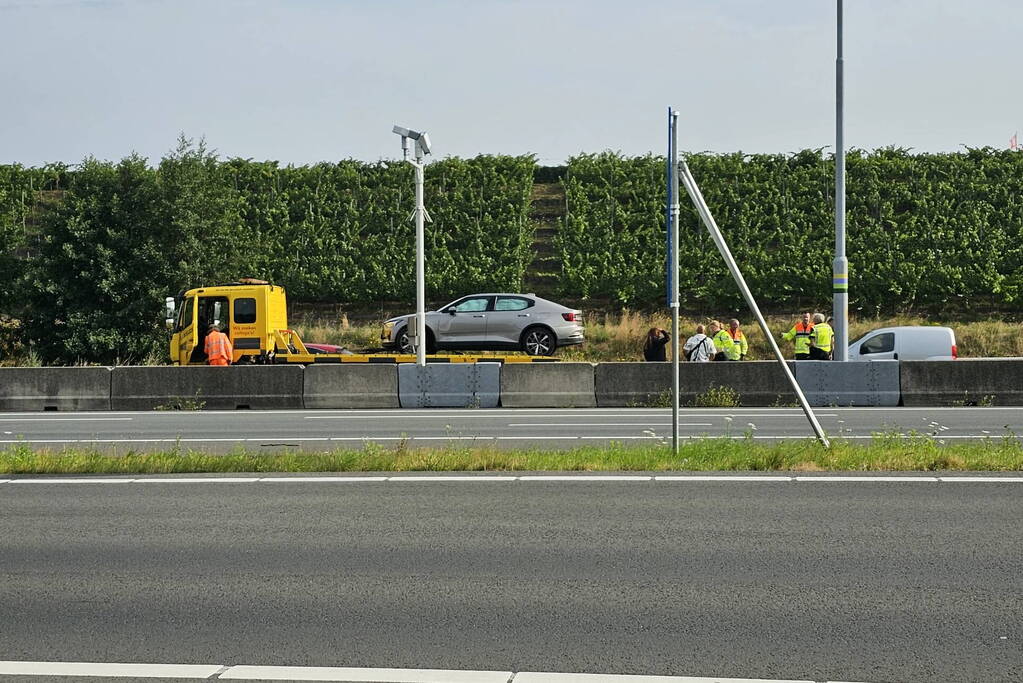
[833,0,849,360]
[392,125,433,367]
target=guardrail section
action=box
[110,366,304,410]
[901,359,1023,406]
[304,364,399,409]
[0,367,112,411]
[500,362,596,408]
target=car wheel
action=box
[396,326,413,354]
[522,326,557,356]
[397,326,436,355]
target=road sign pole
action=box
[668,108,681,456]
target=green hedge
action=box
[4,144,1023,364]
[556,148,1023,312]
[2,141,535,363]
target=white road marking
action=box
[0,660,222,678]
[938,476,1023,482]
[131,477,260,483]
[2,475,1020,485]
[507,423,713,427]
[258,477,389,483]
[794,476,938,482]
[515,674,815,683]
[304,413,838,420]
[655,475,792,482]
[0,660,867,683]
[10,478,134,484]
[0,417,133,422]
[386,476,517,482]
[519,475,652,481]
[221,665,512,682]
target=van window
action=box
[860,332,895,355]
[234,298,256,324]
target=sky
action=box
[1,0,1019,167]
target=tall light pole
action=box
[393,125,433,367]
[833,0,849,360]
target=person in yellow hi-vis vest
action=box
[708,320,731,362]
[808,313,834,360]
[724,319,749,360]
[782,312,814,360]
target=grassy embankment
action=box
[2,433,1022,474]
[293,310,1022,361]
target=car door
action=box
[435,296,492,346]
[487,296,534,346]
[856,332,897,360]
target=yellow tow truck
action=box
[165,279,554,365]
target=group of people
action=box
[644,319,747,362]
[643,312,834,362]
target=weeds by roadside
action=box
[2,431,1022,474]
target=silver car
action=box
[380,293,584,356]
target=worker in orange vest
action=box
[782,312,814,360]
[204,324,234,366]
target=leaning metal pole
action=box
[678,159,830,448]
[833,0,849,361]
[669,109,681,456]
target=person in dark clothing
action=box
[643,327,670,361]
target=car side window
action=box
[453,297,490,313]
[494,297,532,311]
[860,332,895,354]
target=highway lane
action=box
[0,478,1020,682]
[0,407,1021,451]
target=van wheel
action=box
[522,326,556,356]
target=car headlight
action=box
[382,321,396,335]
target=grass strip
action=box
[1,435,1022,474]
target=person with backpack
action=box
[683,324,716,362]
[643,327,670,361]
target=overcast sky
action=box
[1,0,1019,166]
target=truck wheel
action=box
[522,326,557,356]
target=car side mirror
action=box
[446,308,456,315]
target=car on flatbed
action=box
[380,293,584,356]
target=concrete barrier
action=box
[795,360,900,407]
[304,364,399,409]
[398,363,500,408]
[595,362,797,407]
[500,363,596,408]
[0,367,112,411]
[111,366,305,410]
[901,359,1023,406]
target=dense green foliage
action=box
[2,140,534,363]
[3,143,1023,364]
[557,148,1023,311]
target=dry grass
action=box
[291,310,1021,361]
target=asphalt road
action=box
[0,478,1020,682]
[0,406,1021,451]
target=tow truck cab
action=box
[165,280,289,365]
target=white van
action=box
[848,326,957,361]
